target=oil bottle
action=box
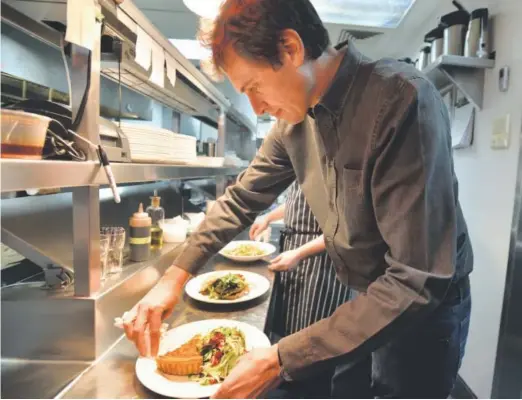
[146,190,165,250]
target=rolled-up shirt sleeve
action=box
[174,122,295,275]
[278,78,458,378]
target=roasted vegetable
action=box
[200,273,249,300]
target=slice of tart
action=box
[156,334,203,376]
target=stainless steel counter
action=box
[56,254,275,399]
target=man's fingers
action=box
[270,264,285,272]
[269,263,285,271]
[122,311,136,340]
[162,305,175,320]
[249,224,259,240]
[271,255,282,263]
[133,304,150,357]
[269,255,285,271]
[210,374,237,399]
[149,307,164,357]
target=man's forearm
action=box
[163,265,191,285]
[173,124,296,275]
[157,265,191,299]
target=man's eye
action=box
[249,85,259,94]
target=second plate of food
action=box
[219,240,276,262]
[185,270,270,304]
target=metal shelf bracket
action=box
[423,55,495,110]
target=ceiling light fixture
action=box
[182,0,224,20]
[169,39,212,60]
[182,0,417,28]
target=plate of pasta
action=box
[219,240,276,262]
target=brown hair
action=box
[198,0,330,81]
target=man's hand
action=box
[269,249,301,271]
[211,345,282,399]
[123,265,190,357]
[249,218,270,241]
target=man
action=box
[124,0,473,398]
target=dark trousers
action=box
[267,277,471,399]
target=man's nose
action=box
[248,94,266,116]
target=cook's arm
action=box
[264,204,286,224]
[174,122,295,275]
[295,234,325,260]
[278,78,458,378]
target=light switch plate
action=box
[491,114,511,150]
[499,66,510,92]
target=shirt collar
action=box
[312,40,364,118]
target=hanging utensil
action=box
[68,131,121,203]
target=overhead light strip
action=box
[182,0,417,28]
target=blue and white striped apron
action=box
[271,181,354,337]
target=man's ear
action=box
[279,29,305,68]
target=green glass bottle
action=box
[146,190,165,250]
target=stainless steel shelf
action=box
[423,55,495,72]
[423,55,495,109]
[0,159,244,192]
[228,105,257,134]
[1,2,62,50]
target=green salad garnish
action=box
[190,327,246,385]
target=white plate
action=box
[185,270,270,304]
[219,240,276,262]
[135,319,271,398]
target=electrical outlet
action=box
[491,114,511,150]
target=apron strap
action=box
[279,227,322,253]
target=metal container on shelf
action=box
[202,142,216,157]
[464,8,489,58]
[441,10,470,56]
[424,26,444,63]
[196,140,204,155]
[418,46,431,71]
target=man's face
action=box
[222,44,312,125]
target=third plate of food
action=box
[219,240,276,262]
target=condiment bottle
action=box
[146,190,165,250]
[129,203,151,261]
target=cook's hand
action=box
[269,249,301,271]
[249,218,269,241]
[211,345,282,399]
[123,265,190,357]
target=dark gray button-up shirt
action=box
[174,41,473,379]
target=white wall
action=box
[455,4,522,396]
[396,1,522,397]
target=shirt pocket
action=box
[338,167,383,276]
[342,166,381,236]
[339,167,366,241]
[342,167,363,190]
